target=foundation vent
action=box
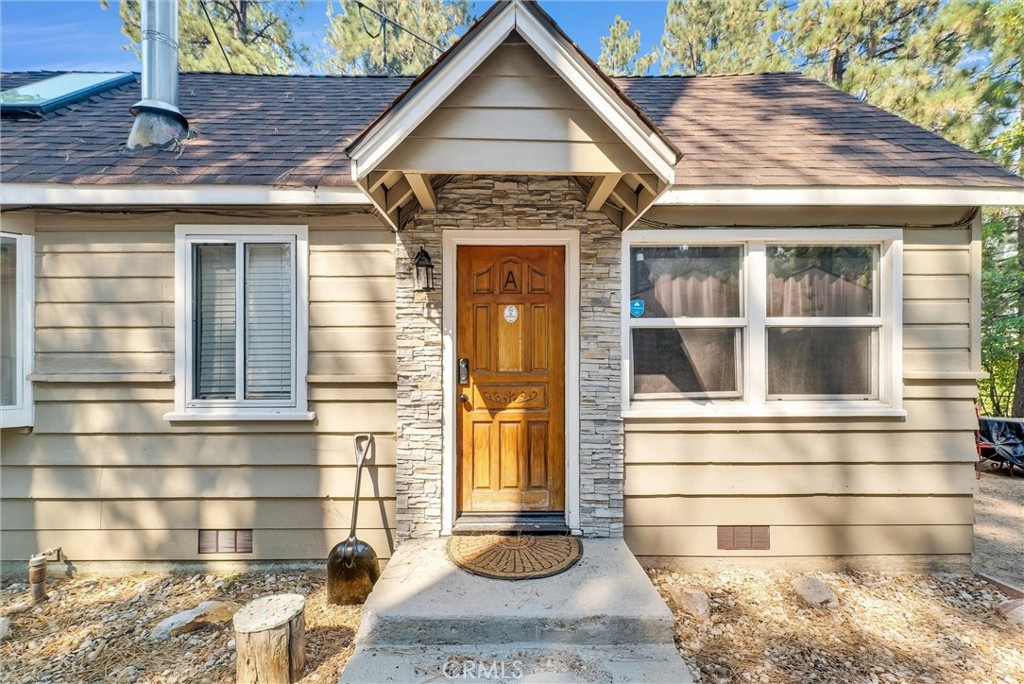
[717,525,770,551]
[198,529,254,554]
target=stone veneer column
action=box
[394,176,623,539]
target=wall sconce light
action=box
[413,246,435,292]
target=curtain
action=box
[768,269,872,317]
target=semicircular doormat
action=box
[447,535,582,580]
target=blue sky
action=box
[0,1,668,73]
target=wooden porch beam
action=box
[368,169,402,193]
[585,174,622,211]
[384,177,415,214]
[601,204,624,229]
[609,179,639,216]
[406,173,437,211]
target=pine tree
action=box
[320,0,473,75]
[978,0,1024,416]
[597,15,657,76]
[105,0,309,75]
[783,0,994,148]
[659,0,788,75]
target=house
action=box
[1,0,1021,574]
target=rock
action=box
[122,666,139,678]
[0,617,9,639]
[670,586,711,621]
[996,598,1024,625]
[791,575,838,608]
[150,600,242,640]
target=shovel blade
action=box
[327,538,381,605]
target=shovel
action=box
[327,433,381,605]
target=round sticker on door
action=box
[503,304,519,324]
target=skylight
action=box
[0,73,135,116]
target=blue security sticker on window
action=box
[629,299,645,317]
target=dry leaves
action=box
[648,567,1024,684]
[0,571,359,684]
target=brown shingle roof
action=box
[619,74,1021,188]
[1,70,1020,190]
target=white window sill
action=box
[623,402,907,420]
[164,411,316,423]
[1,407,34,429]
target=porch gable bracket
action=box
[345,0,680,231]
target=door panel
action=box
[457,245,565,513]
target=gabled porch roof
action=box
[344,0,682,230]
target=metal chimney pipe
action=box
[127,0,188,149]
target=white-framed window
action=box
[167,225,312,422]
[0,231,34,428]
[622,229,903,418]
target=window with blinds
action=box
[172,225,309,421]
[188,237,295,406]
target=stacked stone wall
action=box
[394,175,623,538]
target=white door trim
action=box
[441,230,582,535]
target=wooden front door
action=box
[457,245,565,513]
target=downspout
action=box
[127,0,189,149]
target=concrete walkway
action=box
[340,538,692,683]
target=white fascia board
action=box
[347,4,517,181]
[657,185,1024,207]
[0,183,372,206]
[514,5,677,184]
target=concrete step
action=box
[340,643,695,683]
[340,537,693,683]
[353,538,676,646]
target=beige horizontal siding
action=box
[625,398,979,432]
[625,524,973,557]
[902,275,969,300]
[1,499,395,532]
[625,496,973,526]
[36,277,172,304]
[624,463,974,497]
[624,430,977,464]
[904,325,969,350]
[2,211,399,563]
[378,42,647,175]
[36,302,171,328]
[644,206,971,228]
[1,529,396,563]
[0,433,398,467]
[31,398,396,435]
[903,229,973,376]
[903,249,969,275]
[2,465,397,500]
[624,223,978,558]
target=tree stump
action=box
[234,594,306,684]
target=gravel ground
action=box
[649,568,1023,684]
[1,473,1020,684]
[0,572,358,684]
[973,462,1024,590]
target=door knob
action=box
[459,393,469,403]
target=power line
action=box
[351,0,442,76]
[200,0,235,74]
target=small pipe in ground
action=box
[28,547,62,603]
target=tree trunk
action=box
[826,45,846,85]
[1012,211,1024,417]
[234,594,306,684]
[1012,351,1024,417]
